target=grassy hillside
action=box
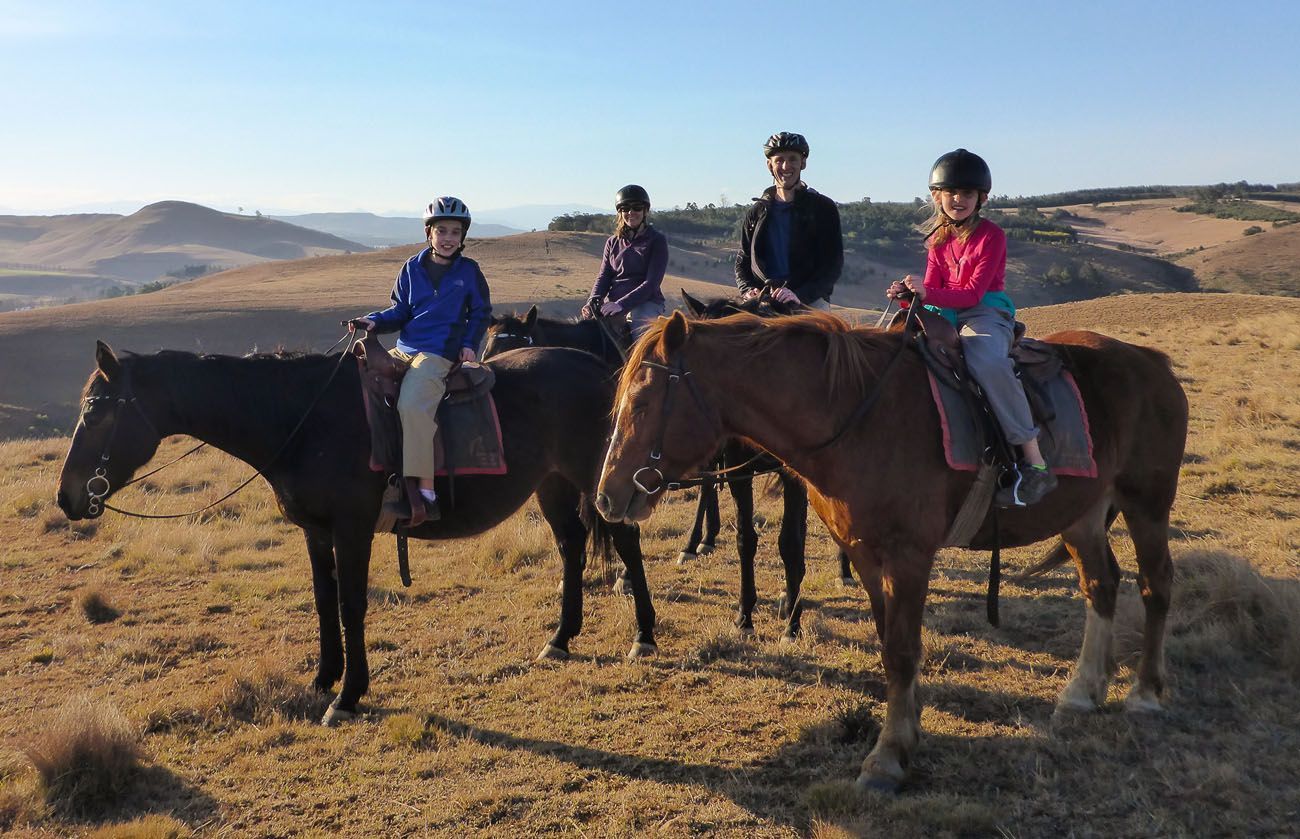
[1,294,1297,836]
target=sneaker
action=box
[995,464,1059,508]
[382,495,441,525]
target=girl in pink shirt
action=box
[888,149,1056,506]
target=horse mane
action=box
[620,310,902,404]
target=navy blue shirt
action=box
[760,199,793,281]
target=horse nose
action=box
[56,488,77,519]
[594,492,613,519]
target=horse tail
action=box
[1015,504,1121,579]
[1015,539,1074,579]
[581,493,615,584]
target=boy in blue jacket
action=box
[350,197,492,523]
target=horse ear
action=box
[681,289,705,317]
[95,340,121,381]
[524,305,538,328]
[662,310,688,353]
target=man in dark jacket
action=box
[735,132,843,309]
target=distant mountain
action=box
[0,201,368,284]
[274,212,522,246]
[475,204,606,231]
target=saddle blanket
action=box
[431,393,506,476]
[927,368,1097,478]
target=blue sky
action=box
[1,1,1296,219]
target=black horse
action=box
[482,305,629,367]
[57,341,657,725]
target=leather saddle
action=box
[888,305,1062,423]
[351,334,497,476]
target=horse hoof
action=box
[627,641,658,659]
[855,774,902,795]
[838,576,856,589]
[537,643,570,662]
[676,551,696,566]
[697,543,715,556]
[320,703,355,727]
[1123,692,1164,714]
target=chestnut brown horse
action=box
[596,310,1187,792]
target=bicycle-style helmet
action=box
[928,149,992,194]
[423,196,472,236]
[764,132,810,158]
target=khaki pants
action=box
[392,350,454,480]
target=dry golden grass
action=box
[1,294,1298,835]
[19,696,142,818]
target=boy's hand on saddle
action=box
[599,301,623,317]
[346,317,376,332]
[459,347,477,363]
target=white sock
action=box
[419,488,437,503]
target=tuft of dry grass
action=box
[79,586,122,624]
[85,814,194,838]
[20,695,142,817]
[1162,550,1300,675]
[385,713,440,750]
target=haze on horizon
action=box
[2,1,1296,218]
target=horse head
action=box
[597,311,723,523]
[482,304,539,360]
[680,288,799,321]
[56,341,164,520]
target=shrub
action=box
[1243,225,1263,236]
[21,695,141,816]
[79,588,121,624]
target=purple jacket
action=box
[589,225,668,308]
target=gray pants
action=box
[627,300,665,337]
[957,305,1037,446]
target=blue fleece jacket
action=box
[367,249,493,361]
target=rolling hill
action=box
[0,202,370,309]
[273,212,522,246]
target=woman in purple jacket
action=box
[580,184,668,337]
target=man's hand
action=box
[347,317,376,332]
[771,286,800,305]
[459,347,477,363]
[580,297,601,320]
[599,301,623,317]
[741,288,761,301]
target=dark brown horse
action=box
[596,310,1187,792]
[57,341,657,725]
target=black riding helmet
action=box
[928,149,992,194]
[764,132,810,158]
[615,184,651,211]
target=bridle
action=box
[81,366,173,517]
[628,356,723,496]
[626,306,919,495]
[79,332,354,519]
